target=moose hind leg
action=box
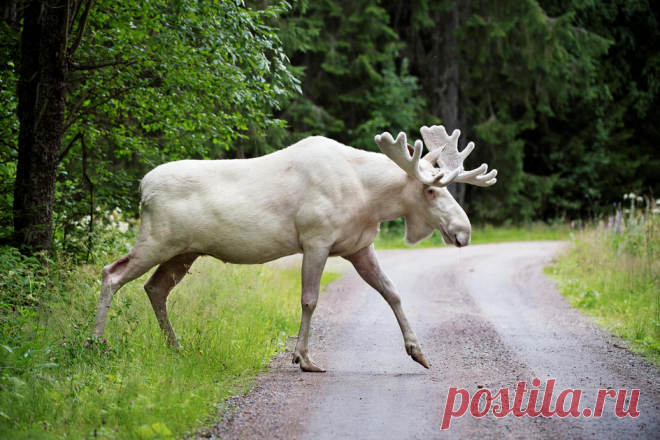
[94,251,160,338]
[143,252,199,348]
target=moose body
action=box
[93,126,497,372]
[139,136,392,264]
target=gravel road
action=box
[206,242,660,439]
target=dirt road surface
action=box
[207,242,660,439]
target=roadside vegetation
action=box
[548,196,660,363]
[0,219,339,439]
[374,220,569,250]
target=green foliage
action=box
[67,0,297,160]
[0,0,298,246]
[0,237,339,438]
[350,56,428,150]
[548,197,660,362]
[0,16,19,239]
[0,247,51,308]
[454,0,612,221]
[517,0,660,221]
[265,0,430,150]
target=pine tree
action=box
[265,0,430,153]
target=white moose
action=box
[93,125,497,372]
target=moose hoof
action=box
[406,342,430,369]
[292,353,326,373]
[411,352,430,369]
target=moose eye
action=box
[428,189,434,195]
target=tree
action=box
[12,0,70,251]
[263,0,430,154]
[3,0,297,254]
[534,0,660,218]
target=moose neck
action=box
[359,153,419,224]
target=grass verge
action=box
[374,222,570,250]
[1,252,339,439]
[547,222,660,363]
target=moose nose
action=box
[454,232,470,248]
[448,223,471,248]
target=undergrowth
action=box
[548,196,660,363]
[0,226,339,439]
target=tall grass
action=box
[0,245,339,439]
[374,221,569,250]
[548,196,660,362]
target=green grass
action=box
[374,222,570,249]
[547,226,660,363]
[0,255,339,439]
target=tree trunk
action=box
[3,2,19,31]
[436,1,460,133]
[436,1,462,198]
[13,0,69,252]
[391,0,467,198]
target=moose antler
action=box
[420,125,497,187]
[374,131,461,187]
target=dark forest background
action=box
[1,0,659,256]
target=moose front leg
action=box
[292,247,329,372]
[344,245,430,369]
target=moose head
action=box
[374,125,497,248]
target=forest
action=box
[1,0,659,257]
